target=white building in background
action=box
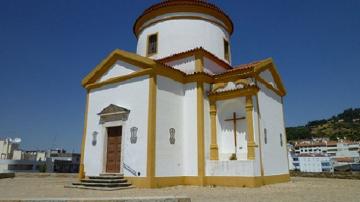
[294,140,359,157]
[80,0,289,188]
[298,154,332,172]
[0,138,20,160]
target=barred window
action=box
[224,39,230,61]
[147,33,158,56]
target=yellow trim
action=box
[209,86,259,102]
[196,81,205,185]
[195,52,204,72]
[85,68,153,90]
[82,50,286,98]
[79,91,89,179]
[223,38,230,62]
[146,32,158,57]
[209,100,219,160]
[234,78,249,86]
[195,53,205,185]
[263,174,290,185]
[185,73,213,83]
[82,49,156,87]
[157,47,232,70]
[146,74,157,187]
[255,75,284,96]
[246,96,256,160]
[126,174,290,188]
[253,59,286,96]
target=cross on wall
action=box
[224,112,245,160]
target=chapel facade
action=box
[80,0,290,188]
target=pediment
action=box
[98,104,130,123]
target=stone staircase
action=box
[66,173,133,191]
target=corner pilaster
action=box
[246,96,256,160]
[210,100,219,160]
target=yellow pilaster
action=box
[79,91,89,179]
[147,74,157,187]
[246,96,256,160]
[197,81,205,185]
[209,100,219,160]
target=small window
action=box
[264,128,267,144]
[280,133,283,147]
[224,39,230,61]
[147,33,158,56]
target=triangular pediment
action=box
[98,104,130,116]
[82,49,157,87]
[253,58,286,96]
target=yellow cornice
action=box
[82,49,286,97]
[82,49,156,87]
[209,86,259,102]
[157,47,232,70]
[85,68,153,90]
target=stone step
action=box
[88,175,124,180]
[81,178,128,183]
[72,182,132,187]
[65,184,134,191]
[100,173,124,177]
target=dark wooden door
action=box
[106,126,122,173]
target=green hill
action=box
[286,108,360,141]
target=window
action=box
[147,33,158,56]
[280,133,283,147]
[224,39,230,61]
[264,128,267,144]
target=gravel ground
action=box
[0,176,359,202]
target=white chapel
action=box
[79,0,290,188]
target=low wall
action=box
[205,160,258,176]
[14,172,77,178]
[0,197,191,202]
[290,171,360,180]
[0,172,15,179]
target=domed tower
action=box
[134,0,234,64]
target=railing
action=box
[123,163,139,176]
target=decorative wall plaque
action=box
[264,128,267,144]
[169,128,175,144]
[92,131,98,146]
[98,104,130,124]
[130,127,138,144]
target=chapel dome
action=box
[134,0,234,63]
[133,0,234,37]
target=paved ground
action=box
[0,176,359,202]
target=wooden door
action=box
[106,126,122,173]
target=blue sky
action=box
[0,0,359,151]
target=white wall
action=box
[84,76,149,177]
[206,160,258,176]
[203,84,211,161]
[203,57,227,75]
[182,83,198,176]
[166,56,196,74]
[216,97,248,160]
[257,82,289,176]
[155,76,184,176]
[98,60,140,82]
[137,13,230,63]
[259,70,276,89]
